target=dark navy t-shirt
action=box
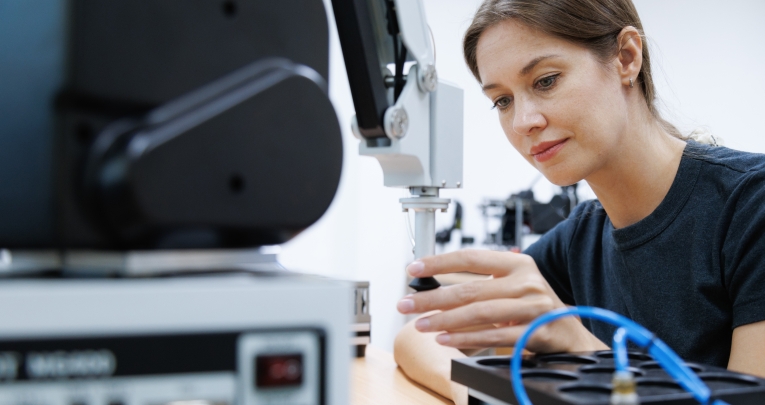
[525,141,765,367]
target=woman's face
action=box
[476,19,629,186]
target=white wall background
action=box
[279,0,765,352]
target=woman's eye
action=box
[492,96,512,110]
[536,74,559,90]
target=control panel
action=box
[0,329,324,405]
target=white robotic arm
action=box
[333,0,463,291]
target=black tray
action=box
[452,351,765,405]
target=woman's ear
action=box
[615,26,643,88]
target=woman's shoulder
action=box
[683,142,765,210]
[684,141,765,175]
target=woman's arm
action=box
[729,320,765,378]
[394,315,469,405]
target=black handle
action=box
[408,276,440,292]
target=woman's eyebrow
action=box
[482,54,562,92]
[519,54,560,76]
[481,83,500,92]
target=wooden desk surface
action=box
[352,345,453,405]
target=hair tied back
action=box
[686,127,723,147]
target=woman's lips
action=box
[531,138,568,163]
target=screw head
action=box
[456,182,462,188]
[384,107,409,139]
[418,64,438,93]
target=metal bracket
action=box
[393,0,437,93]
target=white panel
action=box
[431,80,464,188]
[0,276,351,405]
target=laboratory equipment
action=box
[453,307,764,405]
[332,0,465,291]
[480,185,578,250]
[0,273,350,405]
[1,1,352,403]
[0,0,456,403]
[453,350,765,405]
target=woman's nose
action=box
[512,100,547,136]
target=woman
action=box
[392,0,765,404]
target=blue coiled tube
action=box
[509,306,730,405]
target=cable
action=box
[611,327,637,405]
[612,327,629,373]
[393,38,406,100]
[384,0,406,101]
[509,307,730,405]
[403,210,415,249]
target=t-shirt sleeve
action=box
[524,202,589,306]
[722,169,765,329]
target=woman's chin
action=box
[538,167,584,187]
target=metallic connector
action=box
[610,370,639,405]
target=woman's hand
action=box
[397,250,608,353]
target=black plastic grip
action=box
[408,276,440,292]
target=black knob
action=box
[409,276,440,292]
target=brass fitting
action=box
[610,370,639,405]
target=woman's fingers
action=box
[399,275,549,314]
[435,325,527,348]
[414,296,555,333]
[407,250,535,278]
[435,318,601,354]
[394,249,584,353]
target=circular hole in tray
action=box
[476,357,536,368]
[521,369,579,382]
[579,365,645,377]
[558,383,612,401]
[699,372,761,389]
[636,378,685,395]
[537,353,598,365]
[595,350,653,361]
[639,361,704,373]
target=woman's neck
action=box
[586,120,686,229]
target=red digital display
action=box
[255,353,303,388]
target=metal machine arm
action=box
[330,0,391,139]
[331,0,464,291]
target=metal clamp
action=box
[400,196,450,213]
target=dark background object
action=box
[0,0,343,249]
[436,202,474,246]
[501,186,577,247]
[436,202,463,244]
[529,194,573,234]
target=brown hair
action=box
[463,0,683,139]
